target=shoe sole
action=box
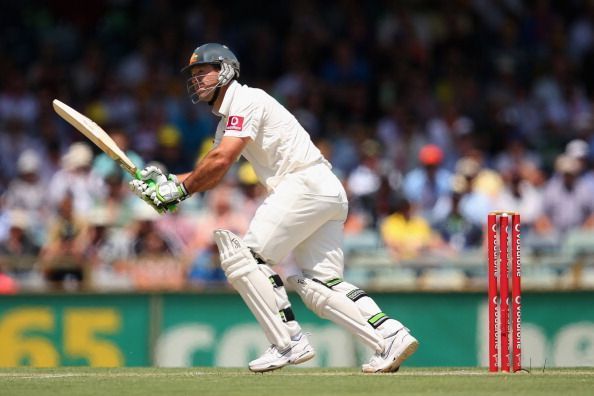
[362,336,419,374]
[382,338,419,373]
[291,349,315,365]
[249,360,290,373]
[249,348,315,373]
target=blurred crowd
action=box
[2,0,594,292]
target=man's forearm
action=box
[178,149,234,194]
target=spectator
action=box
[131,206,177,257]
[236,161,267,219]
[402,144,452,224]
[187,242,227,288]
[347,139,383,225]
[128,205,185,290]
[92,130,144,181]
[534,154,594,236]
[0,72,39,125]
[433,176,484,253]
[494,136,543,176]
[426,103,474,169]
[40,193,89,290]
[453,156,497,224]
[94,171,138,227]
[0,210,40,285]
[85,208,134,291]
[173,104,217,164]
[494,163,545,231]
[47,142,106,215]
[99,78,138,128]
[188,184,250,253]
[86,208,133,266]
[0,118,45,188]
[154,125,188,174]
[380,197,445,261]
[565,138,594,191]
[2,149,49,244]
[458,152,504,201]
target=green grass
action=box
[0,367,593,396]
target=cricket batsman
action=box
[130,43,418,373]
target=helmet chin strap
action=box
[207,64,234,106]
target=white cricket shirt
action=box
[213,81,328,190]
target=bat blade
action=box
[52,99,138,178]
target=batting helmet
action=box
[183,43,239,78]
[182,43,240,104]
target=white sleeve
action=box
[223,97,263,140]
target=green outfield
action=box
[0,367,593,396]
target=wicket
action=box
[487,211,521,373]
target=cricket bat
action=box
[52,99,140,178]
[52,99,175,211]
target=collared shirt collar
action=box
[212,80,240,117]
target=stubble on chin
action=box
[198,91,212,103]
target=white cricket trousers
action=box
[243,162,348,280]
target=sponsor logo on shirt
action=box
[226,115,244,131]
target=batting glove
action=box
[138,165,168,185]
[129,179,166,213]
[146,174,189,208]
[129,165,175,213]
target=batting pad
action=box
[257,264,302,337]
[287,275,385,352]
[214,229,292,350]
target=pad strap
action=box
[347,289,368,302]
[368,312,389,329]
[314,278,343,289]
[280,307,295,322]
[287,275,385,352]
[269,274,284,288]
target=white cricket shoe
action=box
[249,333,315,373]
[362,327,419,373]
